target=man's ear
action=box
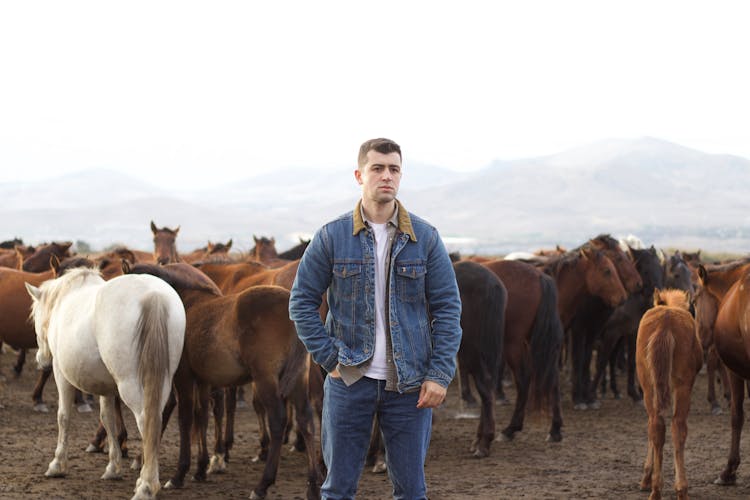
[354,168,363,185]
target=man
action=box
[289,138,462,500]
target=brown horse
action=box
[182,239,234,264]
[22,241,73,272]
[0,247,23,269]
[0,256,97,411]
[125,262,321,499]
[454,261,506,456]
[636,289,700,500]
[151,220,180,264]
[695,261,750,486]
[250,236,292,268]
[480,259,565,442]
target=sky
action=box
[1,1,749,189]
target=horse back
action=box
[0,268,54,347]
[481,259,542,335]
[714,273,750,378]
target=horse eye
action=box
[604,269,611,276]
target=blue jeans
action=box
[321,375,432,500]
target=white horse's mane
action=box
[31,267,103,338]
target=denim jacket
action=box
[289,199,462,393]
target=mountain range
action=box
[2,137,749,255]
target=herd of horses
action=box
[2,222,750,499]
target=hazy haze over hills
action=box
[3,137,749,256]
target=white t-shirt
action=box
[362,222,389,380]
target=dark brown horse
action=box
[151,220,180,264]
[277,238,310,261]
[22,241,73,272]
[695,261,750,486]
[126,262,321,499]
[454,261,506,457]
[559,236,640,409]
[182,239,234,264]
[480,259,565,442]
[636,289,701,500]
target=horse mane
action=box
[705,256,750,273]
[31,267,103,328]
[543,249,586,278]
[128,262,222,297]
[653,288,691,310]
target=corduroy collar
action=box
[352,199,417,242]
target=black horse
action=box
[454,261,507,457]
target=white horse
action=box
[25,267,185,500]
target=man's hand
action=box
[417,380,446,409]
[328,368,341,378]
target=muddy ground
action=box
[1,348,750,499]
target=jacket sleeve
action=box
[423,228,463,388]
[289,226,339,372]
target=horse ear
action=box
[121,259,132,275]
[697,265,708,286]
[150,220,158,234]
[226,239,233,250]
[14,247,23,270]
[271,237,275,244]
[49,254,61,275]
[253,235,259,243]
[174,225,180,234]
[579,248,590,260]
[653,288,663,306]
[60,241,73,252]
[25,282,41,301]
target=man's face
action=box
[355,150,402,205]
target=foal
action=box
[636,289,701,500]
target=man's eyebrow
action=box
[371,163,401,168]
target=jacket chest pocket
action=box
[332,263,363,302]
[395,262,427,303]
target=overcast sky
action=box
[1,1,748,189]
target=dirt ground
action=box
[2,349,750,500]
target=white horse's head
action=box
[25,282,53,368]
[25,267,103,368]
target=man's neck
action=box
[361,199,396,224]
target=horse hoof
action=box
[45,465,65,478]
[711,405,723,416]
[77,403,93,413]
[714,475,736,486]
[33,403,50,413]
[587,400,602,410]
[236,399,248,409]
[499,432,514,442]
[546,433,563,443]
[573,403,588,411]
[472,448,489,458]
[208,454,227,474]
[101,469,122,480]
[371,461,387,474]
[85,444,103,453]
[495,397,510,406]
[250,490,266,500]
[163,480,180,490]
[130,456,142,470]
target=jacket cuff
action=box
[425,369,452,389]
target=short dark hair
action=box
[358,138,402,169]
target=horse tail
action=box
[279,325,309,399]
[528,273,565,412]
[646,319,675,419]
[135,292,171,469]
[481,278,506,393]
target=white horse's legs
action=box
[46,364,76,477]
[120,383,161,500]
[99,395,123,480]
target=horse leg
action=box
[569,328,587,409]
[250,379,288,500]
[649,414,666,500]
[99,395,123,480]
[86,396,129,457]
[501,351,529,440]
[547,370,563,442]
[496,358,509,404]
[589,332,616,404]
[46,365,76,477]
[12,348,25,376]
[715,371,745,485]
[208,386,227,474]
[75,389,93,413]
[365,417,386,473]
[626,330,642,403]
[289,377,322,499]
[582,327,599,408]
[252,386,270,463]
[471,369,496,457]
[31,365,53,413]
[193,383,211,482]
[224,385,238,462]
[672,385,691,500]
[639,416,655,491]
[164,376,194,490]
[458,359,478,407]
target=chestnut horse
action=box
[22,241,73,272]
[695,261,750,486]
[125,262,321,499]
[480,259,565,442]
[636,289,700,500]
[454,261,506,457]
[181,240,234,264]
[250,236,292,268]
[150,221,180,264]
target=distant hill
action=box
[2,137,749,255]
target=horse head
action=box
[22,241,73,272]
[579,248,628,308]
[252,235,279,262]
[664,251,694,299]
[588,235,643,294]
[151,220,180,265]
